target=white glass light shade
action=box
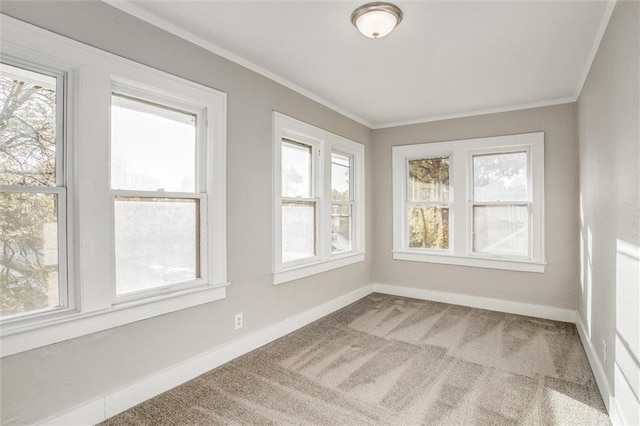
[355,10,397,38]
[351,3,402,39]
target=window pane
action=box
[115,198,199,295]
[331,203,351,253]
[408,206,449,249]
[111,94,197,192]
[332,152,350,201]
[408,157,449,202]
[282,202,315,262]
[1,192,60,317]
[282,140,312,198]
[473,152,528,202]
[473,205,529,256]
[0,63,57,186]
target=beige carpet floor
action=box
[103,293,609,425]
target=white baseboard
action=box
[575,314,612,410]
[41,282,588,425]
[40,285,374,425]
[372,283,576,322]
[575,314,638,426]
[575,314,630,425]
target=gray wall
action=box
[0,2,373,424]
[2,0,635,424]
[372,103,580,310]
[577,0,639,419]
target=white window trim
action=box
[108,81,212,303]
[0,15,228,357]
[0,59,71,323]
[392,132,546,273]
[273,112,365,285]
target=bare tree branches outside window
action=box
[0,65,60,317]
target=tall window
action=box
[1,17,227,357]
[274,113,365,284]
[0,62,67,319]
[110,88,207,298]
[407,156,450,250]
[331,152,353,254]
[392,133,545,272]
[281,139,316,263]
[472,150,529,257]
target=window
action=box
[407,156,451,250]
[331,152,353,254]
[472,150,529,257]
[273,113,365,284]
[110,88,207,299]
[392,133,545,272]
[0,61,68,320]
[1,15,227,357]
[281,139,316,263]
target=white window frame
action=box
[330,150,355,255]
[0,15,228,357]
[0,58,72,322]
[392,132,545,273]
[273,112,365,285]
[109,82,211,302]
[404,152,454,254]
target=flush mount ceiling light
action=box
[351,2,403,39]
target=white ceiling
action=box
[109,1,612,128]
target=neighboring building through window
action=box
[392,132,545,272]
[331,152,353,254]
[273,112,365,284]
[281,139,316,263]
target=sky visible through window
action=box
[111,96,197,193]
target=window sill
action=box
[273,252,366,285]
[0,282,230,357]
[392,250,546,273]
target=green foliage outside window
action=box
[408,158,450,249]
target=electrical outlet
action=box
[234,313,243,330]
[603,340,607,364]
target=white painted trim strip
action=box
[39,285,374,425]
[576,312,638,426]
[392,251,546,273]
[574,0,617,100]
[575,313,612,411]
[574,313,635,426]
[372,283,576,322]
[371,97,577,130]
[274,253,366,285]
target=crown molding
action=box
[573,0,617,100]
[371,96,577,129]
[102,0,373,129]
[103,0,614,131]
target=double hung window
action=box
[110,87,207,299]
[393,132,545,272]
[331,152,353,254]
[471,150,530,257]
[406,156,451,251]
[281,139,317,263]
[0,61,68,320]
[1,15,227,357]
[274,113,365,284]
